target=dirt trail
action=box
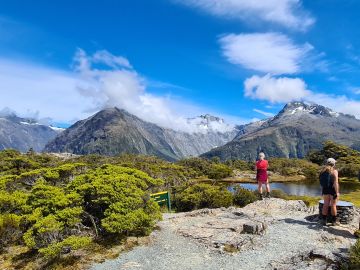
[90,199,358,270]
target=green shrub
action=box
[233,187,258,207]
[22,179,84,251]
[38,236,92,259]
[177,157,212,177]
[308,141,360,178]
[270,189,288,199]
[207,163,233,180]
[174,183,233,212]
[0,190,28,213]
[0,213,22,249]
[68,164,163,236]
[348,239,360,269]
[226,159,254,171]
[268,158,319,179]
[0,151,168,265]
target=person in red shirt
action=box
[255,152,270,199]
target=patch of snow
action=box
[329,111,340,117]
[290,106,306,114]
[49,126,66,131]
[20,121,41,126]
[187,114,235,134]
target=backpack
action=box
[319,171,331,188]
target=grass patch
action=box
[338,177,360,207]
[341,192,360,207]
[0,236,151,270]
[223,244,239,253]
[271,189,320,206]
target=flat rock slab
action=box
[90,199,359,270]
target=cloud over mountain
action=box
[243,74,360,118]
[74,49,237,133]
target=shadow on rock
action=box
[281,218,356,239]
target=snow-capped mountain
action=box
[0,115,64,152]
[202,101,360,160]
[45,108,239,160]
[187,114,235,133]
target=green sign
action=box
[150,191,171,211]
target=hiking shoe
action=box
[331,216,340,226]
[259,194,264,200]
[318,215,327,225]
[265,192,271,198]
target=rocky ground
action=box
[90,199,359,270]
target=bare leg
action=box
[322,195,331,216]
[265,180,270,193]
[258,181,263,194]
[330,196,338,216]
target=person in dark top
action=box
[319,158,340,226]
[255,152,270,199]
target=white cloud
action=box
[92,50,132,69]
[309,93,360,118]
[219,32,312,74]
[348,86,360,95]
[0,58,90,123]
[175,0,314,31]
[0,49,250,132]
[244,74,311,103]
[73,49,241,132]
[243,74,360,118]
[253,109,275,117]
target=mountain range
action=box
[3,101,360,161]
[0,114,62,152]
[44,108,239,161]
[202,102,360,160]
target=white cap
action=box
[327,158,336,166]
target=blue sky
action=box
[1,0,360,130]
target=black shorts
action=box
[322,187,336,197]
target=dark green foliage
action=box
[233,187,258,207]
[69,164,163,236]
[114,154,195,188]
[269,158,319,179]
[177,157,213,177]
[0,213,22,250]
[38,235,92,259]
[226,159,254,171]
[348,239,360,269]
[308,141,360,178]
[308,141,359,164]
[0,150,163,261]
[207,163,233,180]
[177,157,232,180]
[173,183,233,212]
[0,150,61,176]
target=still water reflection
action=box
[232,180,360,197]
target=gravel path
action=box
[90,199,358,270]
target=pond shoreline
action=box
[196,176,308,184]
